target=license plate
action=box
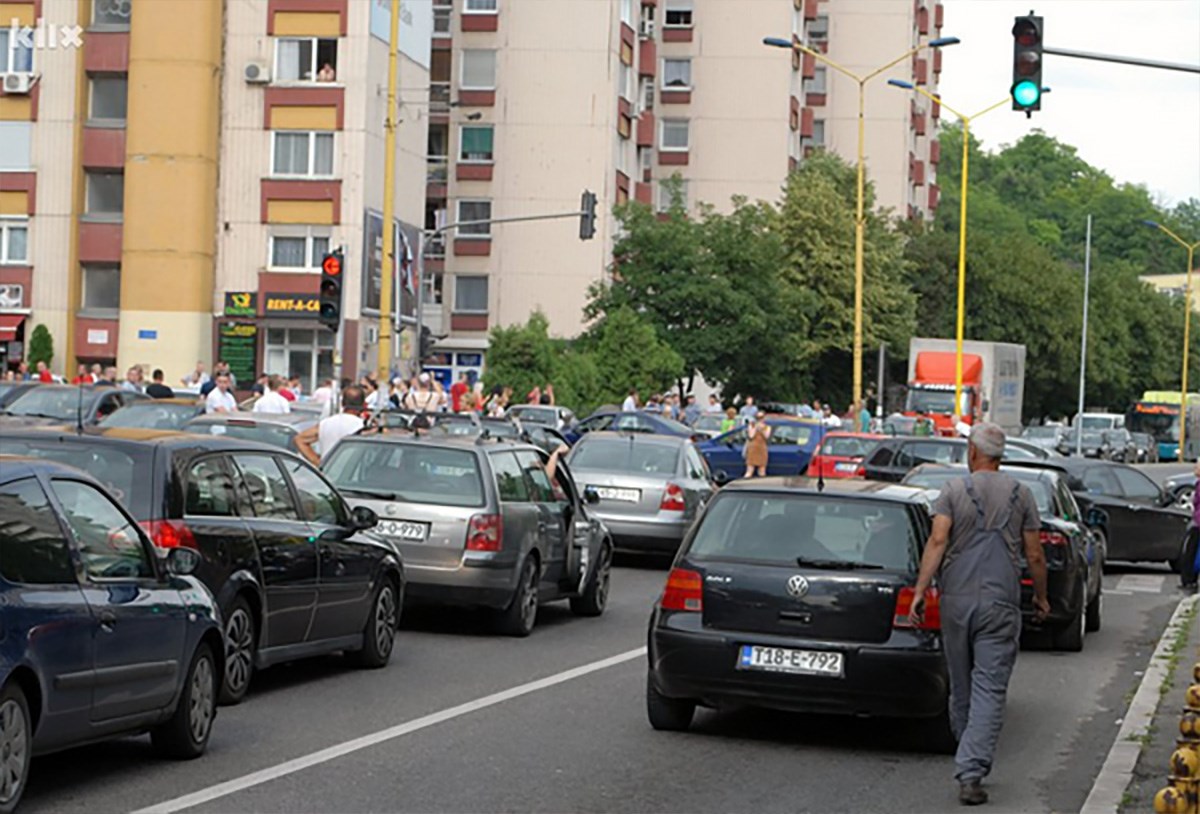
[834,462,859,473]
[737,645,844,677]
[377,520,429,542]
[593,486,640,502]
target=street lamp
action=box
[887,80,1012,421]
[1143,219,1200,459]
[763,34,959,406]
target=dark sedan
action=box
[1166,471,1196,511]
[1,456,224,812]
[646,478,954,752]
[0,384,146,427]
[565,410,700,445]
[183,411,319,453]
[99,397,205,430]
[0,380,38,409]
[429,413,571,454]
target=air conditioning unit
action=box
[639,19,655,39]
[2,73,35,95]
[244,61,271,84]
[0,284,24,309]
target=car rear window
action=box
[686,494,918,572]
[569,439,680,475]
[323,440,486,508]
[186,420,296,450]
[819,436,874,457]
[0,437,153,517]
[101,402,197,430]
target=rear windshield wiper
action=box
[338,487,398,501]
[795,556,883,571]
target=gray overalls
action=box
[939,477,1024,783]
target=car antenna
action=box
[75,377,85,435]
[816,420,826,493]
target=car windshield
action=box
[436,418,518,439]
[569,439,680,475]
[1082,431,1104,445]
[324,440,486,507]
[185,419,297,450]
[693,415,724,431]
[906,389,957,414]
[819,436,874,457]
[510,407,557,426]
[1078,416,1117,431]
[687,494,918,572]
[1022,427,1058,439]
[100,402,197,430]
[0,437,151,516]
[1102,430,1126,442]
[5,387,93,420]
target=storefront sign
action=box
[218,322,258,385]
[263,293,320,317]
[87,329,109,345]
[224,292,258,318]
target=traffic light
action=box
[1011,14,1044,114]
[579,190,597,241]
[418,326,434,362]
[319,249,344,331]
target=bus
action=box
[1126,391,1200,462]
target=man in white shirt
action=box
[205,372,237,414]
[622,388,639,412]
[253,375,291,414]
[296,385,366,466]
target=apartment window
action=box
[812,119,826,146]
[639,77,655,113]
[85,171,124,217]
[89,76,128,122]
[662,59,691,89]
[638,146,653,179]
[82,265,120,311]
[0,219,28,265]
[92,0,132,27]
[657,180,688,212]
[272,132,334,177]
[0,27,34,73]
[461,50,497,90]
[0,123,31,170]
[269,232,331,270]
[806,15,829,42]
[457,200,492,237]
[808,66,827,95]
[619,60,635,102]
[620,0,634,26]
[274,38,338,83]
[664,0,693,28]
[454,275,489,313]
[660,119,689,151]
[464,0,498,11]
[459,125,494,162]
[433,4,452,36]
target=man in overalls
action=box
[910,422,1050,806]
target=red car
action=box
[806,432,884,479]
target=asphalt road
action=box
[20,556,1186,814]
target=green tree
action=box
[27,324,53,368]
[580,306,684,405]
[481,311,559,403]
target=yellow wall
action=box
[0,191,28,215]
[0,97,32,121]
[273,11,341,37]
[270,105,339,130]
[3,3,35,26]
[266,199,335,224]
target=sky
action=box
[937,0,1200,207]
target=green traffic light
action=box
[1012,80,1041,108]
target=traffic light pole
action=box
[377,0,401,384]
[1043,46,1200,74]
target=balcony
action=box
[426,156,448,184]
[433,5,451,37]
[423,233,447,260]
[430,82,450,114]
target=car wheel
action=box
[495,558,539,637]
[1052,583,1086,652]
[646,673,695,732]
[152,643,217,759]
[0,683,31,814]
[349,577,400,669]
[1092,527,1110,572]
[1086,582,1103,633]
[219,597,256,705]
[570,542,612,617]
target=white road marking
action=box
[132,646,647,814]
[1115,574,1167,594]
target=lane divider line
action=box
[131,646,648,814]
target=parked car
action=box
[1131,432,1160,464]
[1101,428,1138,463]
[566,410,700,445]
[0,427,404,705]
[1057,429,1106,458]
[0,456,224,812]
[0,381,38,410]
[1020,425,1064,454]
[0,384,146,428]
[98,397,205,431]
[183,411,319,453]
[695,418,822,483]
[566,432,714,554]
[806,432,884,479]
[901,463,1102,650]
[645,478,954,750]
[1165,471,1196,511]
[863,436,1047,483]
[322,434,612,637]
[430,413,571,455]
[689,414,727,439]
[505,404,578,433]
[881,414,917,436]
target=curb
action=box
[1081,592,1200,814]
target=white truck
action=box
[905,338,1027,434]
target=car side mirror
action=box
[584,486,600,505]
[713,470,731,486]
[166,546,201,576]
[351,505,378,531]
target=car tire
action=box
[1086,582,1102,633]
[348,577,400,669]
[570,542,612,617]
[219,597,256,705]
[1052,583,1086,653]
[1178,486,1195,513]
[495,558,539,637]
[1092,528,1109,573]
[0,682,32,814]
[917,710,957,755]
[646,674,695,732]
[152,643,217,760]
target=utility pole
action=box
[376,0,400,383]
[1075,214,1092,457]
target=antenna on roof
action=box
[75,376,85,436]
[816,419,826,493]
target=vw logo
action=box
[385,504,398,516]
[786,575,809,598]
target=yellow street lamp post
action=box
[377,0,401,383]
[888,80,1008,418]
[763,35,959,406]
[1143,220,1200,459]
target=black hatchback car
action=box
[862,436,1049,482]
[647,478,954,751]
[0,384,147,428]
[0,427,405,705]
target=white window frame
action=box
[456,199,492,239]
[464,0,499,13]
[656,180,688,213]
[267,229,332,272]
[88,74,128,123]
[460,49,497,91]
[812,119,826,147]
[458,124,495,164]
[0,218,29,265]
[619,59,635,102]
[661,58,692,90]
[0,27,35,74]
[92,0,133,28]
[454,274,489,314]
[270,131,335,179]
[273,37,339,85]
[807,66,827,95]
[639,76,655,114]
[619,0,634,27]
[659,119,689,152]
[663,0,693,29]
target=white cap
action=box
[418,372,431,384]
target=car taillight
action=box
[139,519,197,549]
[854,463,866,477]
[660,483,686,512]
[1039,530,1069,547]
[466,513,503,551]
[893,586,941,630]
[660,567,703,612]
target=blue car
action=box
[0,457,224,812]
[696,418,825,483]
[565,410,700,445]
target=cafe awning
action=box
[0,314,25,339]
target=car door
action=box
[47,477,186,723]
[1077,465,1137,560]
[487,451,541,567]
[0,476,95,749]
[682,445,714,514]
[1112,465,1188,560]
[766,423,816,476]
[701,427,748,481]
[280,455,374,642]
[181,453,259,614]
[230,452,319,648]
[515,448,569,588]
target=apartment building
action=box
[0,0,430,387]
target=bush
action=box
[27,324,53,368]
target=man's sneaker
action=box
[959,781,988,806]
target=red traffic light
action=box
[1012,18,1040,46]
[321,253,342,276]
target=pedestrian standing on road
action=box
[743,412,771,478]
[181,361,209,388]
[914,411,935,437]
[145,369,174,399]
[527,385,542,405]
[738,396,758,426]
[252,375,291,414]
[404,372,441,415]
[312,378,334,405]
[541,383,556,405]
[720,407,737,434]
[204,372,237,414]
[683,395,701,426]
[450,373,469,413]
[1178,459,1200,591]
[909,423,1049,807]
[857,400,872,434]
[34,361,53,383]
[821,404,842,429]
[704,394,723,415]
[622,388,639,412]
[121,366,144,393]
[16,362,30,380]
[295,384,366,466]
[71,364,91,384]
